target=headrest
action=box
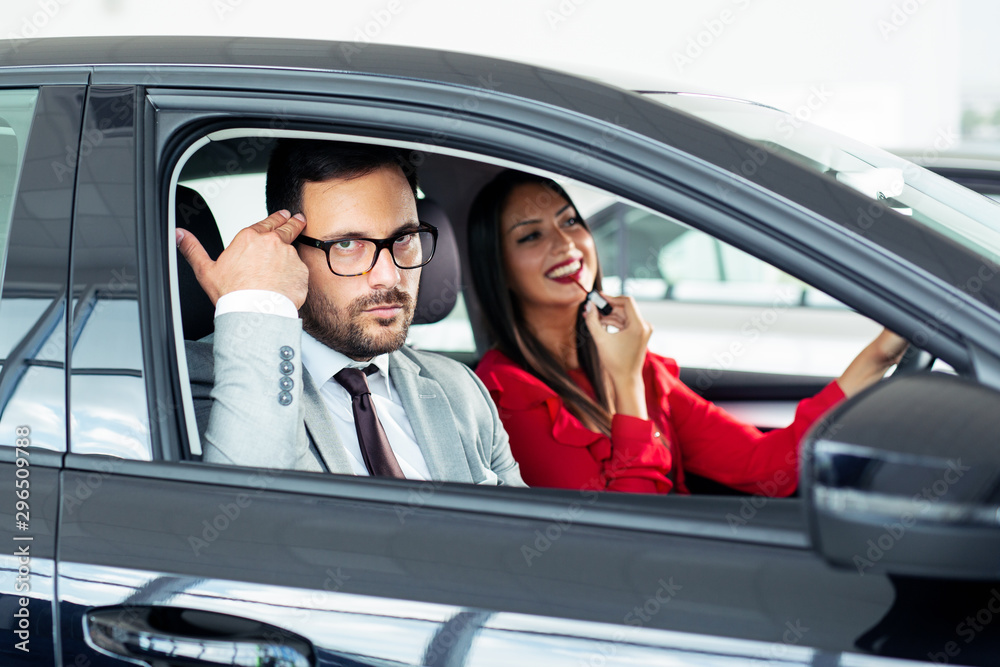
[413,198,460,325]
[175,185,224,341]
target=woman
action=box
[467,169,908,495]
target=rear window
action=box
[0,89,38,294]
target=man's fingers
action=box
[176,228,213,278]
[246,210,305,245]
[272,212,308,245]
[248,209,292,234]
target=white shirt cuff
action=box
[215,290,299,320]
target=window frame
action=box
[0,84,85,455]
[137,79,985,544]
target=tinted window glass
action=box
[0,89,36,289]
[69,87,151,460]
[563,183,881,378]
[0,86,82,451]
[649,93,1000,312]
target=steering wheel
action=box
[893,344,936,376]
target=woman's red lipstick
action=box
[572,277,612,315]
[545,257,583,283]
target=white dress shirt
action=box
[216,290,432,479]
[299,333,431,479]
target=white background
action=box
[3,0,999,152]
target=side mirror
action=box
[801,373,1000,579]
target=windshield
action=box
[646,92,1000,272]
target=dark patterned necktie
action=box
[333,365,405,478]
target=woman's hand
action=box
[836,328,910,398]
[583,293,652,419]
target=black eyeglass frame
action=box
[295,222,438,277]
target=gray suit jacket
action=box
[186,312,523,486]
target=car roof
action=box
[0,35,638,107]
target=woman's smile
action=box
[545,257,583,282]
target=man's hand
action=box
[177,210,310,309]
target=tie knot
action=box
[334,365,377,397]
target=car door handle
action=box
[85,606,315,666]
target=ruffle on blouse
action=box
[480,358,606,451]
[479,352,675,493]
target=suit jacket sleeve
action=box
[189,312,307,469]
[649,353,845,495]
[461,362,525,487]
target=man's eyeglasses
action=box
[295,222,438,277]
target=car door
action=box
[0,81,87,666]
[45,63,947,667]
[46,49,1000,666]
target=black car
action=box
[1,36,999,667]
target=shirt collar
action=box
[300,332,391,387]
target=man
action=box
[178,139,523,486]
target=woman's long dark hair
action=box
[468,169,614,436]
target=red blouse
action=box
[476,349,845,495]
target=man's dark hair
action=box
[265,139,419,215]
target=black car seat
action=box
[411,197,460,326]
[175,185,224,341]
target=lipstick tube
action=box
[586,289,613,316]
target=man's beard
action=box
[300,286,414,360]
